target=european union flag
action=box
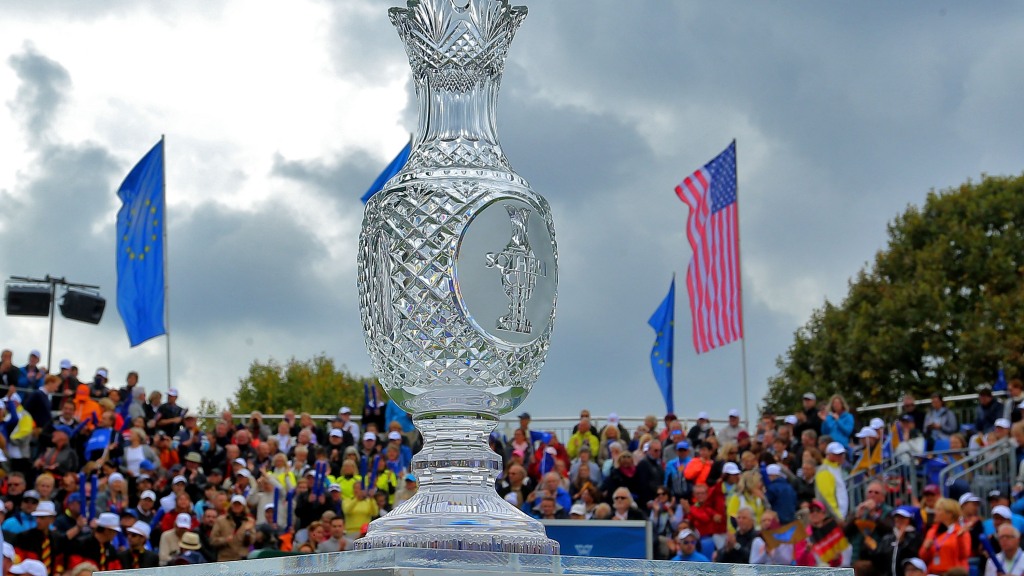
[361,140,411,203]
[649,277,675,414]
[116,139,166,347]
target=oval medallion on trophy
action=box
[454,197,556,347]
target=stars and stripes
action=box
[675,141,742,353]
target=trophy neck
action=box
[391,0,527,172]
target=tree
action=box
[763,174,1024,414]
[228,353,379,416]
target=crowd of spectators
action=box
[1,345,1024,576]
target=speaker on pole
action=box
[59,291,105,324]
[5,285,51,317]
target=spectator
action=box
[3,489,39,535]
[899,394,926,432]
[815,442,849,521]
[893,414,926,462]
[865,506,923,576]
[764,464,796,524]
[687,412,715,448]
[316,517,349,553]
[601,452,642,503]
[726,470,768,530]
[750,510,793,565]
[821,394,855,448]
[158,513,192,566]
[918,498,970,574]
[67,512,123,572]
[10,500,61,574]
[976,386,1004,435]
[984,524,1024,576]
[18,350,44,390]
[34,426,78,476]
[717,506,757,564]
[341,483,378,540]
[849,480,893,571]
[1006,379,1024,424]
[610,487,646,521]
[566,418,598,460]
[648,487,682,559]
[924,393,958,447]
[211,495,254,562]
[807,499,852,567]
[635,440,665,510]
[171,532,207,565]
[673,528,710,562]
[23,375,57,432]
[852,426,882,476]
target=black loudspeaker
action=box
[60,291,105,324]
[5,285,51,316]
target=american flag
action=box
[674,141,742,353]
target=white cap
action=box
[697,411,709,420]
[236,469,252,479]
[904,559,928,573]
[175,512,192,529]
[993,505,1013,519]
[59,359,71,370]
[677,528,697,541]
[728,409,740,418]
[722,462,741,475]
[958,492,980,506]
[167,387,179,396]
[29,350,41,359]
[140,490,157,501]
[263,503,275,512]
[172,475,187,485]
[388,431,402,441]
[363,432,377,442]
[230,494,247,506]
[766,464,783,476]
[108,472,125,484]
[128,521,152,539]
[339,406,351,414]
[783,415,798,425]
[607,412,619,423]
[996,418,1012,429]
[870,417,885,430]
[233,458,247,467]
[10,560,47,576]
[569,503,587,516]
[96,368,108,379]
[826,442,847,455]
[329,429,344,438]
[892,507,914,518]
[31,501,56,517]
[855,426,878,439]
[328,484,341,493]
[96,512,122,531]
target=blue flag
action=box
[649,277,675,413]
[85,428,112,457]
[361,140,411,203]
[995,368,1008,391]
[116,140,166,347]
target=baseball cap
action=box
[31,501,56,517]
[22,490,40,501]
[899,413,915,422]
[338,406,351,414]
[904,559,928,573]
[676,440,690,451]
[569,503,587,516]
[855,427,878,439]
[958,492,980,506]
[236,469,252,479]
[140,490,157,501]
[722,462,741,475]
[185,452,203,464]
[59,359,72,370]
[108,472,125,484]
[826,442,847,455]
[263,503,275,513]
[388,431,402,441]
[95,368,107,378]
[892,506,914,518]
[518,412,531,419]
[993,505,1013,519]
[607,412,619,424]
[697,411,709,420]
[996,418,1011,429]
[923,484,939,495]
[677,528,698,541]
[737,430,750,440]
[329,429,343,439]
[512,448,525,458]
[172,475,187,485]
[10,560,47,576]
[128,521,152,539]
[363,432,377,442]
[230,495,247,506]
[802,392,817,401]
[233,458,247,467]
[328,484,341,493]
[405,474,417,483]
[175,513,192,529]
[96,512,122,531]
[783,415,798,426]
[869,417,885,430]
[766,464,782,476]
[990,489,1005,500]
[809,500,827,512]
[728,409,740,418]
[167,387,179,397]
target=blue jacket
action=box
[821,412,855,447]
[765,476,798,524]
[672,550,710,562]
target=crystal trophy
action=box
[355,0,558,554]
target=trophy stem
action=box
[355,414,558,553]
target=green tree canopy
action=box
[228,353,380,416]
[764,174,1024,414]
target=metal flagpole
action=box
[732,139,751,428]
[161,135,172,391]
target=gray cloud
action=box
[7,43,70,145]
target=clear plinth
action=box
[105,548,853,576]
[356,0,558,554]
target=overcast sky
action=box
[1,1,1022,424]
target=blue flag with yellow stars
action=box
[649,276,675,413]
[116,139,166,347]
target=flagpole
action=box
[732,138,751,428]
[161,134,172,391]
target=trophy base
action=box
[354,486,559,554]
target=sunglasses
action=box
[681,540,697,545]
